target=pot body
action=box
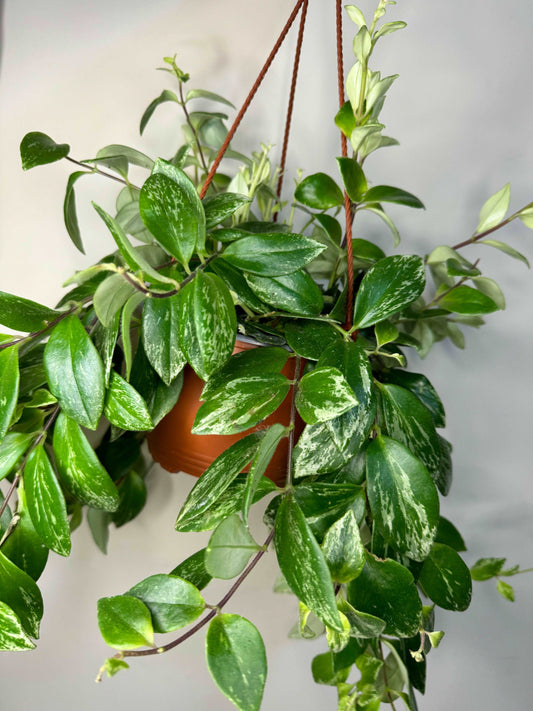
[147,339,303,485]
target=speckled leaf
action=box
[275,494,343,631]
[292,422,348,479]
[205,514,260,579]
[419,543,472,611]
[296,366,358,425]
[284,320,342,360]
[20,131,69,170]
[0,291,59,333]
[128,574,205,633]
[321,510,365,583]
[203,192,251,229]
[210,258,270,312]
[242,424,286,522]
[25,444,71,557]
[192,374,290,435]
[175,432,264,530]
[366,436,439,561]
[141,293,186,386]
[353,255,426,328]
[0,345,19,442]
[348,554,422,637]
[246,271,324,316]
[178,271,236,380]
[222,233,325,276]
[104,372,153,431]
[0,601,35,650]
[44,315,104,430]
[206,614,267,711]
[378,383,441,482]
[337,598,386,639]
[0,432,33,481]
[294,482,366,542]
[97,595,154,650]
[380,370,445,428]
[0,550,43,639]
[170,549,212,591]
[53,412,119,511]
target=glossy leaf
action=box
[104,372,153,431]
[0,549,43,638]
[44,315,105,430]
[203,192,251,229]
[295,172,344,209]
[275,495,343,631]
[337,598,386,639]
[210,258,270,313]
[470,557,506,581]
[348,554,422,637]
[380,370,445,428]
[205,514,260,579]
[53,413,119,511]
[497,580,515,602]
[438,285,499,314]
[0,601,35,651]
[435,516,466,552]
[169,549,212,591]
[311,651,350,686]
[476,183,510,233]
[366,436,439,561]
[353,255,425,328]
[246,271,324,316]
[0,432,33,481]
[20,131,69,170]
[0,291,59,333]
[206,614,267,711]
[97,595,154,650]
[175,432,264,531]
[242,423,286,522]
[296,366,358,425]
[25,444,71,556]
[142,293,186,386]
[112,471,147,528]
[0,345,19,442]
[140,89,179,135]
[222,233,325,276]
[202,346,289,399]
[419,543,472,611]
[128,574,205,633]
[321,510,365,583]
[284,320,342,360]
[92,316,120,386]
[63,171,88,253]
[292,421,348,479]
[293,482,366,542]
[193,374,289,435]
[178,271,236,380]
[363,185,424,209]
[336,157,367,201]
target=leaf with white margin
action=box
[0,601,35,650]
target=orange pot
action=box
[147,339,303,486]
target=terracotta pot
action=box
[147,338,303,485]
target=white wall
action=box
[1,1,532,709]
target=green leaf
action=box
[480,239,530,268]
[100,658,130,679]
[348,554,422,637]
[0,432,33,481]
[296,366,358,425]
[496,579,515,602]
[142,293,186,386]
[470,557,506,581]
[63,171,88,253]
[364,205,401,246]
[345,5,367,28]
[363,185,424,209]
[0,549,43,638]
[0,291,59,333]
[202,346,289,399]
[95,144,154,170]
[140,89,179,134]
[292,482,366,541]
[377,383,442,481]
[92,316,120,386]
[169,549,212,591]
[275,494,343,631]
[222,233,325,276]
[380,370,445,428]
[206,614,267,711]
[0,601,36,650]
[178,271,236,380]
[53,412,119,511]
[476,183,510,233]
[87,508,111,554]
[335,101,356,139]
[25,444,71,556]
[366,436,439,561]
[20,131,69,170]
[471,276,506,310]
[353,25,372,63]
[375,320,399,348]
[104,372,153,431]
[321,510,365,583]
[139,173,202,266]
[93,273,136,328]
[44,315,105,429]
[175,432,264,531]
[353,255,426,328]
[205,514,260,579]
[203,193,251,229]
[245,271,324,316]
[211,258,270,313]
[337,598,386,639]
[120,292,145,382]
[97,595,154,650]
[419,543,472,611]
[185,88,235,107]
[435,516,466,552]
[128,574,205,632]
[311,651,350,686]
[242,424,286,522]
[111,471,147,528]
[0,345,19,442]
[1,482,48,581]
[284,320,342,360]
[336,157,367,202]
[295,173,344,209]
[373,20,407,40]
[438,285,499,314]
[192,374,290,435]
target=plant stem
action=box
[423,259,480,309]
[0,305,79,351]
[120,253,219,299]
[65,157,139,190]
[450,204,533,251]
[377,639,398,711]
[178,82,209,176]
[286,355,302,489]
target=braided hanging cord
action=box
[336,0,355,330]
[199,0,307,200]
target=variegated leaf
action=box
[296,367,358,425]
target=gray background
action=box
[1,0,532,709]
